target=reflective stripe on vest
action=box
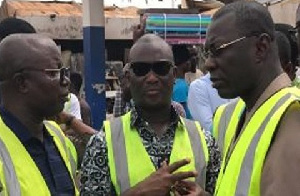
[0,135,21,195]
[0,119,78,195]
[213,99,245,158]
[234,93,291,195]
[212,104,226,140]
[44,121,77,178]
[105,112,208,195]
[215,88,300,196]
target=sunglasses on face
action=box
[130,60,174,77]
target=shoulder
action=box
[264,101,300,166]
[190,77,208,89]
[261,101,300,195]
[277,101,300,135]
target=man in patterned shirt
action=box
[81,34,220,195]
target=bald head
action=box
[0,34,59,81]
[129,34,174,63]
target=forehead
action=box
[206,13,238,45]
[34,45,62,68]
[129,42,173,62]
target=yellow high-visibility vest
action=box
[104,112,209,195]
[0,119,78,196]
[213,99,245,158]
[213,87,300,196]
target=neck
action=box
[137,104,171,137]
[3,103,44,141]
[242,64,282,112]
[176,68,185,79]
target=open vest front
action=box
[105,112,209,195]
[0,119,78,196]
[214,87,300,196]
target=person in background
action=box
[63,93,81,121]
[81,34,220,195]
[70,72,92,126]
[0,17,37,103]
[208,1,300,195]
[113,63,132,117]
[185,46,204,84]
[0,34,77,195]
[188,72,232,133]
[275,23,300,87]
[0,17,36,40]
[172,44,192,119]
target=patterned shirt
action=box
[80,106,220,195]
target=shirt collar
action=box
[130,103,182,129]
[0,107,49,143]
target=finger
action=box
[174,183,190,195]
[161,160,168,168]
[168,158,191,173]
[178,180,195,188]
[171,171,198,182]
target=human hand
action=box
[122,159,198,196]
[132,16,146,43]
[55,111,74,125]
[173,180,208,196]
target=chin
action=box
[217,89,237,99]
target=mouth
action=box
[145,89,161,95]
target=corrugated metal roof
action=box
[104,6,139,18]
[5,0,82,16]
[3,0,139,18]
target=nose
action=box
[145,70,159,83]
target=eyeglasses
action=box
[204,36,247,59]
[130,60,174,77]
[20,67,70,83]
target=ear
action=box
[12,73,29,93]
[255,34,272,63]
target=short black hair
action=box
[275,23,298,67]
[172,44,191,66]
[213,1,274,39]
[0,18,36,41]
[70,72,83,93]
[275,31,291,65]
